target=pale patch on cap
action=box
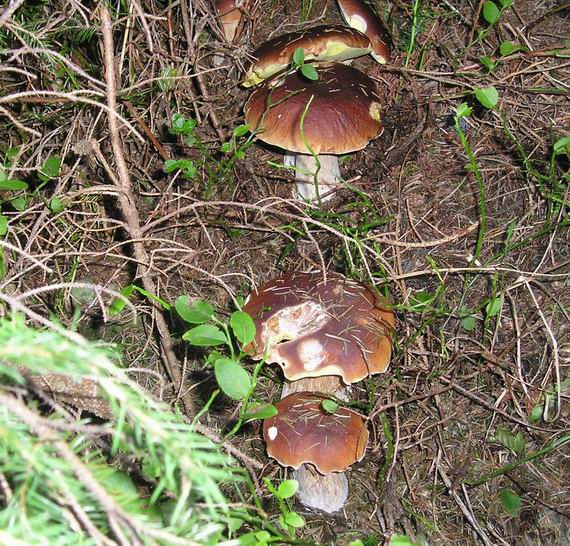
[267,426,278,441]
[299,338,325,371]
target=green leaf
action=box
[349,541,364,546]
[493,426,526,453]
[220,142,231,153]
[282,511,305,528]
[460,315,477,331]
[49,197,64,213]
[175,296,214,324]
[529,403,543,423]
[277,479,298,499]
[10,197,27,211]
[183,324,227,346]
[500,488,521,515]
[483,1,501,24]
[242,403,278,421]
[497,0,513,7]
[39,156,61,181]
[163,159,179,173]
[389,536,416,546]
[300,64,319,81]
[479,56,496,71]
[485,296,503,317]
[0,179,28,191]
[553,136,570,157]
[474,86,499,109]
[230,311,256,345]
[233,124,250,137]
[0,215,7,237]
[292,47,305,66]
[108,285,135,317]
[321,399,340,414]
[409,290,433,310]
[500,41,526,56]
[214,358,251,400]
[455,102,473,120]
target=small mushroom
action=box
[263,392,369,474]
[213,0,252,43]
[243,25,371,87]
[336,0,391,63]
[243,271,395,383]
[244,63,383,202]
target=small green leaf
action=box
[389,536,416,546]
[163,159,179,173]
[10,197,27,211]
[486,296,503,317]
[233,124,250,137]
[175,296,214,324]
[460,315,477,331]
[499,488,521,515]
[277,479,299,499]
[220,142,231,153]
[282,511,305,528]
[300,63,319,81]
[214,358,251,400]
[0,179,28,191]
[493,426,526,453]
[0,215,7,236]
[500,41,526,57]
[474,86,499,109]
[479,56,496,71]
[321,399,340,414]
[529,403,543,424]
[553,136,570,157]
[242,402,278,421]
[292,47,305,66]
[183,324,227,346]
[497,0,513,7]
[108,285,135,317]
[409,291,433,310]
[49,197,64,213]
[349,541,365,546]
[39,156,61,180]
[483,1,501,24]
[455,102,473,120]
[230,310,256,345]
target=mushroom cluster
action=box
[244,271,395,512]
[241,0,392,202]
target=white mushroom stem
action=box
[283,153,341,203]
[281,375,351,513]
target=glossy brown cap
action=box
[213,0,252,42]
[243,271,395,383]
[243,25,371,87]
[336,0,391,63]
[244,63,382,155]
[263,392,369,474]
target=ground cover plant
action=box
[0,0,568,544]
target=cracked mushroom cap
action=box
[336,0,391,63]
[263,392,369,474]
[213,0,252,42]
[243,271,395,383]
[244,63,382,155]
[243,25,371,87]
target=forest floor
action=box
[0,0,569,544]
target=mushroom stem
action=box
[283,153,341,202]
[281,375,350,513]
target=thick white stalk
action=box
[283,153,341,202]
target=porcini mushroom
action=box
[263,392,369,513]
[336,0,391,63]
[244,63,383,202]
[243,271,395,383]
[244,271,395,512]
[213,0,252,43]
[243,25,372,87]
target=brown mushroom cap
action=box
[213,0,251,42]
[243,25,372,87]
[263,392,369,474]
[244,63,382,155]
[243,271,395,383]
[336,0,391,63]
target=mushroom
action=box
[263,392,369,513]
[213,0,252,43]
[244,271,395,512]
[244,63,383,202]
[243,25,372,88]
[336,0,391,63]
